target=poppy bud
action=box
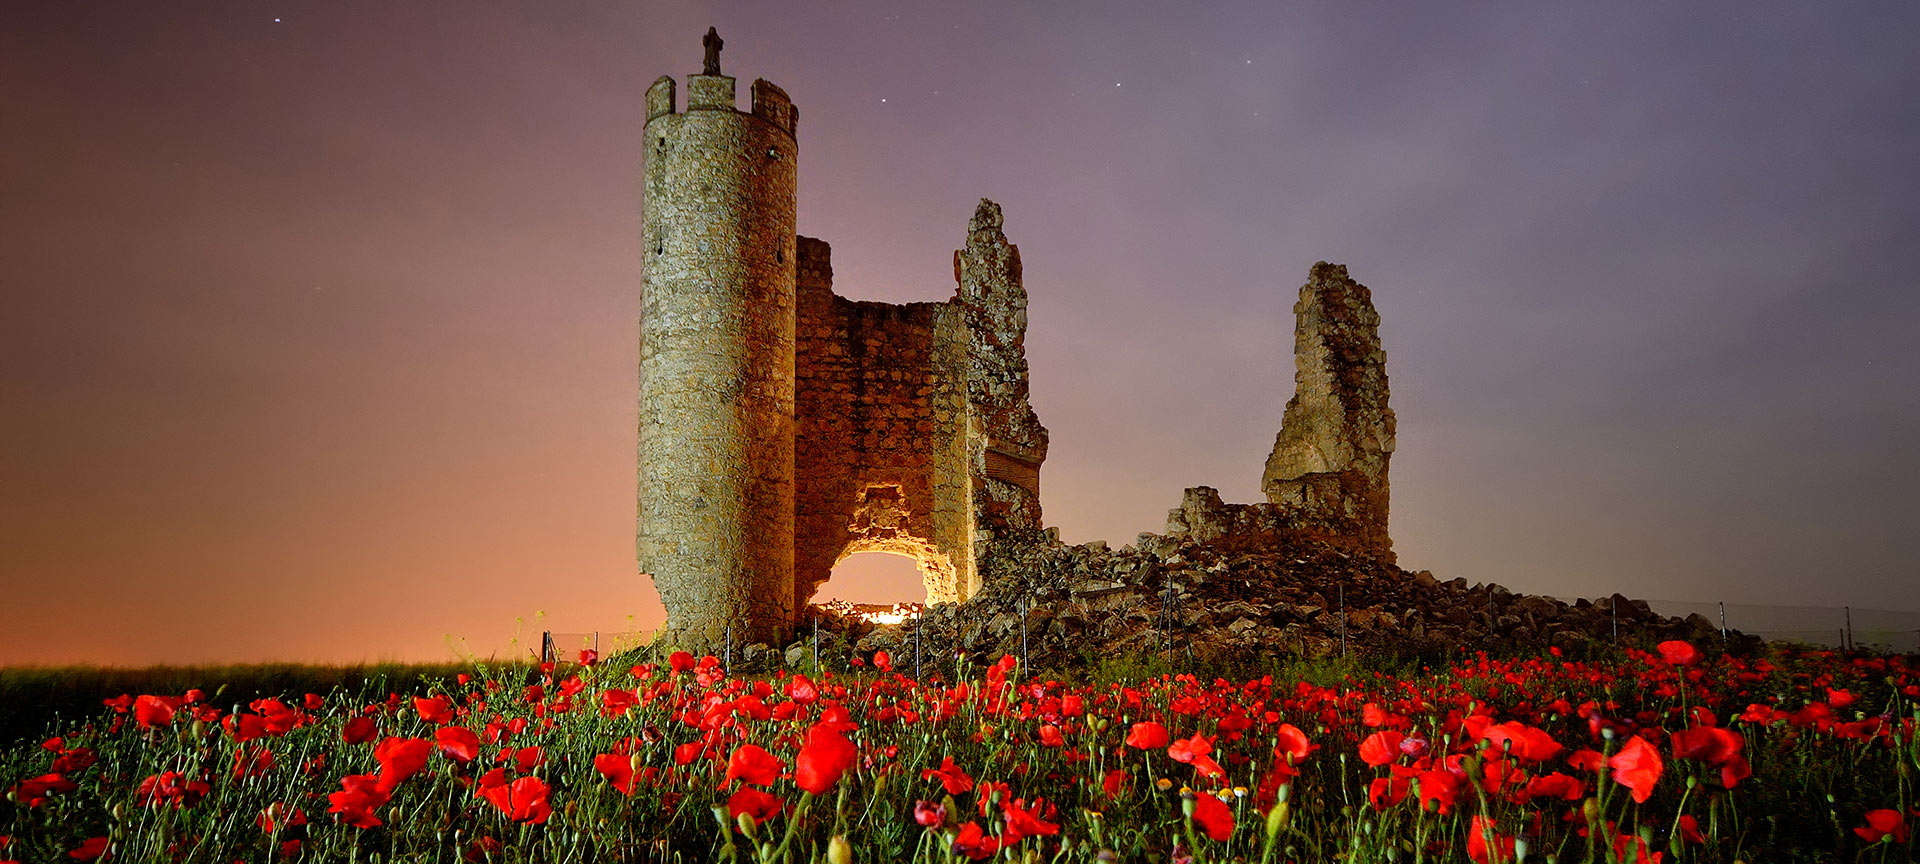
[630,753,645,775]
[1265,801,1288,839]
[1581,797,1602,824]
[737,812,756,838]
[828,835,853,864]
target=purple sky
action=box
[3,2,1916,665]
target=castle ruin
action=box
[638,42,1390,649]
[638,57,1046,647]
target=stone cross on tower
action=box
[702,27,723,76]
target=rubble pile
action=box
[803,526,1731,672]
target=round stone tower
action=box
[638,54,798,648]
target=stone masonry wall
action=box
[793,238,975,607]
[1260,262,1396,562]
[955,201,1049,552]
[638,74,798,646]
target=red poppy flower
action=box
[672,740,706,766]
[601,689,639,718]
[51,748,95,774]
[1168,733,1213,763]
[1677,814,1706,845]
[1126,721,1170,750]
[914,799,948,828]
[1467,815,1516,864]
[1418,768,1463,814]
[1274,724,1316,763]
[8,774,79,808]
[594,752,640,795]
[326,774,390,829]
[1566,749,1606,772]
[1102,768,1127,798]
[922,756,975,795]
[794,723,858,795]
[134,694,181,728]
[669,651,696,673]
[786,674,820,704]
[1001,797,1060,844]
[413,696,455,725]
[1359,730,1405,767]
[1524,772,1584,801]
[435,727,481,764]
[1190,792,1234,842]
[726,744,784,787]
[232,746,275,779]
[1481,722,1563,763]
[952,821,1000,860]
[727,786,784,827]
[373,737,433,791]
[1038,724,1064,747]
[1169,733,1225,778]
[1368,775,1411,810]
[481,776,552,824]
[67,837,109,861]
[134,770,210,808]
[1607,735,1663,804]
[342,715,378,745]
[873,651,893,672]
[1656,640,1702,666]
[1856,809,1909,844]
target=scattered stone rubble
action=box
[801,522,1736,672]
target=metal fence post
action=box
[1020,598,1029,668]
[541,630,553,664]
[1338,583,1348,658]
[724,623,732,676]
[812,617,820,674]
[1718,602,1727,642]
[914,615,922,681]
[1845,606,1853,652]
[1611,604,1618,645]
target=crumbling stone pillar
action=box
[1262,262,1396,562]
[638,69,798,647]
[956,200,1049,592]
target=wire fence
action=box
[1631,599,1920,653]
[538,630,652,663]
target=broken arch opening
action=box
[815,551,930,608]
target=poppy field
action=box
[3,641,1917,862]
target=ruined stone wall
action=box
[1261,262,1395,562]
[789,202,1047,608]
[955,201,1048,551]
[793,238,975,607]
[638,74,798,646]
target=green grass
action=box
[0,662,484,748]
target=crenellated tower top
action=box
[644,30,795,137]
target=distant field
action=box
[0,662,490,746]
